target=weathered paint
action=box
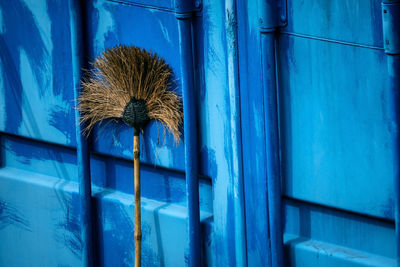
[1,0,399,266]
[0,0,76,146]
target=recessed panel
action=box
[278,35,393,219]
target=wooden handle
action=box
[134,134,141,267]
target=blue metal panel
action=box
[278,35,393,219]
[192,0,248,264]
[0,0,216,266]
[224,0,247,265]
[0,168,82,266]
[236,0,272,265]
[1,0,398,266]
[275,0,398,266]
[0,0,76,146]
[176,14,201,267]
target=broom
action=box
[77,45,183,267]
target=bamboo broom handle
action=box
[134,133,141,267]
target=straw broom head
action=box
[77,45,183,142]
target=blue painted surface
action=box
[236,1,272,265]
[283,198,396,266]
[382,2,400,263]
[69,0,94,265]
[85,0,186,171]
[224,0,247,265]
[278,34,394,219]
[0,0,399,266]
[284,0,383,48]
[0,0,76,146]
[177,13,201,267]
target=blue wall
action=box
[0,0,397,266]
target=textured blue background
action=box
[0,0,396,266]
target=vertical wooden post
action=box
[134,133,141,267]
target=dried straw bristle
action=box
[77,45,183,142]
